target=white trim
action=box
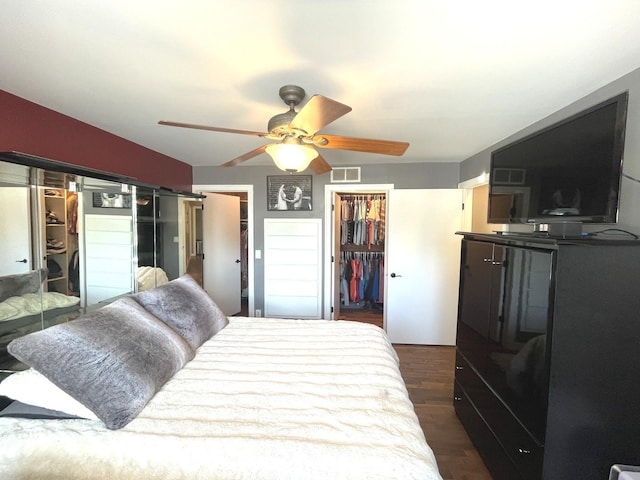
[458,172,489,189]
[323,183,394,320]
[192,184,255,316]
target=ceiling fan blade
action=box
[159,120,267,137]
[309,153,332,175]
[220,145,268,167]
[289,95,352,135]
[316,134,409,156]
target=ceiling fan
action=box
[158,85,409,174]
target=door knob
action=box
[15,258,27,263]
[235,259,241,264]
[390,272,402,278]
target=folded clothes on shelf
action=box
[45,210,64,224]
[46,238,66,255]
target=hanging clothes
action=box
[340,251,384,307]
[339,194,385,248]
[350,257,360,303]
[340,256,350,307]
[338,193,386,311]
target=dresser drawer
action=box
[456,351,543,479]
[454,382,521,480]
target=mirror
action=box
[0,157,201,377]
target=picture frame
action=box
[267,175,313,211]
[92,192,132,209]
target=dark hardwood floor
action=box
[339,309,492,480]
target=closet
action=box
[335,193,385,326]
[328,187,462,344]
[41,172,79,296]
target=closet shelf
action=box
[341,244,384,252]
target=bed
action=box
[0,275,442,480]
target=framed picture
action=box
[267,175,313,211]
[92,192,132,209]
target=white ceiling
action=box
[3,1,640,170]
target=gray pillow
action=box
[132,274,228,350]
[0,268,47,303]
[7,296,194,430]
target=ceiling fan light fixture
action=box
[266,142,318,173]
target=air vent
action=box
[331,167,361,183]
[492,168,526,185]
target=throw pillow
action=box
[7,296,194,429]
[132,274,228,350]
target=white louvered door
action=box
[264,218,322,319]
[83,214,133,305]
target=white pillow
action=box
[0,368,98,420]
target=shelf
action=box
[47,276,67,282]
[341,244,384,253]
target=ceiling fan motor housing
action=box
[278,85,306,106]
[268,110,297,134]
[267,85,307,135]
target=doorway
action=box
[334,191,387,329]
[325,185,463,345]
[324,184,393,328]
[192,184,254,317]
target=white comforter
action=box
[0,292,80,322]
[0,317,442,480]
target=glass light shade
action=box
[265,143,318,172]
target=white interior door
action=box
[264,218,322,319]
[385,189,462,345]
[202,193,241,315]
[83,214,133,305]
[0,187,32,274]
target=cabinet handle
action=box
[518,448,532,455]
[455,365,464,370]
[453,396,462,402]
[483,258,492,263]
[492,261,503,266]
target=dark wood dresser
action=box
[454,232,640,480]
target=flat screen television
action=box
[487,92,628,227]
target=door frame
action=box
[192,184,255,316]
[323,183,394,321]
[458,173,490,233]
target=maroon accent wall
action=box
[0,90,192,191]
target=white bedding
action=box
[0,317,442,480]
[136,266,169,292]
[0,292,80,322]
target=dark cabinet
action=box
[455,233,640,480]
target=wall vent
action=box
[492,168,526,185]
[331,167,361,183]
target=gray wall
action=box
[193,161,459,314]
[197,64,640,314]
[460,66,640,234]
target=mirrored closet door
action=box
[0,155,200,378]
